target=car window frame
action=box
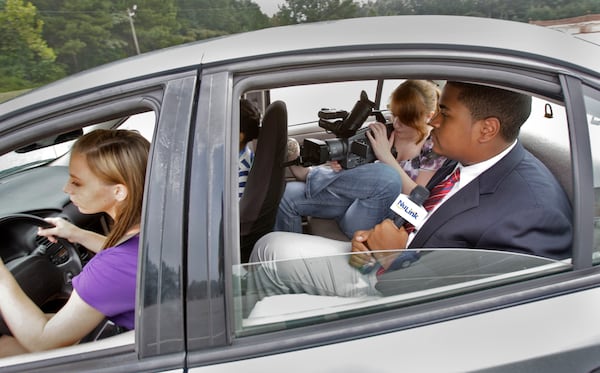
[561,75,595,269]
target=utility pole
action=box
[127,5,141,55]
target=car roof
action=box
[1,15,599,118]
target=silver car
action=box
[0,15,599,372]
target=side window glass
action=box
[0,110,149,366]
[232,84,575,338]
[234,249,569,336]
[117,111,156,142]
[583,86,600,263]
[270,81,378,127]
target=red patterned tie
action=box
[404,167,461,234]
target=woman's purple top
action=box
[72,234,139,330]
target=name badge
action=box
[390,193,428,228]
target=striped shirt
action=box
[238,144,254,199]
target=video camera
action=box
[299,90,393,169]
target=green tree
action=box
[31,0,269,76]
[529,0,600,20]
[176,0,269,40]
[0,0,65,91]
[359,0,600,23]
[33,0,128,73]
[274,0,359,25]
[115,0,185,54]
[8,0,598,88]
[357,0,413,17]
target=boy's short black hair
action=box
[240,98,261,143]
[446,81,532,142]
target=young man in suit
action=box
[246,81,572,300]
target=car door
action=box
[184,47,600,372]
[0,70,197,372]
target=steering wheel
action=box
[0,213,83,335]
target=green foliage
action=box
[121,0,186,52]
[33,0,129,72]
[0,0,66,91]
[355,0,600,22]
[176,0,269,39]
[275,0,357,24]
[1,0,598,94]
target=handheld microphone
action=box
[390,185,430,229]
[358,185,430,275]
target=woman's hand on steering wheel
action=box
[38,217,80,244]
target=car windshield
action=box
[235,248,570,336]
[0,140,73,178]
[0,111,156,179]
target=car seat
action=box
[239,101,288,262]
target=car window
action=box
[583,86,600,263]
[117,111,156,142]
[0,111,155,177]
[234,249,569,336]
[0,109,156,366]
[270,81,380,126]
[270,79,430,128]
[233,80,575,338]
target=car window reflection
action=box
[234,248,569,336]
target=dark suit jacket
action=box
[408,142,572,260]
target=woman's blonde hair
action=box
[72,129,150,249]
[389,80,440,144]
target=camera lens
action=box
[325,138,347,161]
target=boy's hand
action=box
[349,229,374,268]
[349,219,409,271]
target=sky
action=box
[255,0,283,16]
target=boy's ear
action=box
[478,117,500,143]
[239,132,245,144]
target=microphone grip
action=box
[391,185,430,229]
[393,214,406,228]
[358,186,429,275]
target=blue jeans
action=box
[274,162,402,238]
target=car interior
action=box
[234,78,598,335]
[241,80,576,244]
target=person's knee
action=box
[280,182,306,210]
[251,231,331,264]
[372,163,402,197]
[251,231,301,262]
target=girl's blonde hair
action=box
[72,129,150,249]
[389,80,440,144]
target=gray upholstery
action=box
[519,131,573,203]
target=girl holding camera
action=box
[278,80,445,239]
